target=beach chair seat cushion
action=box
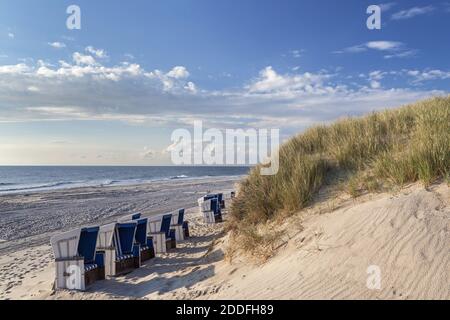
[140,243,155,261]
[116,253,134,261]
[84,263,98,272]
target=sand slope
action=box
[202,183,449,299]
[1,183,448,300]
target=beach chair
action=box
[118,213,142,222]
[96,222,140,277]
[178,208,190,238]
[201,197,223,224]
[50,226,105,291]
[170,208,189,241]
[134,218,155,263]
[149,214,176,254]
[198,194,218,207]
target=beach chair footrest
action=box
[114,256,136,276]
[140,247,155,262]
[84,266,104,286]
[165,237,176,250]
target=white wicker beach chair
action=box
[50,226,104,291]
[96,222,139,277]
[170,208,189,241]
[148,214,176,254]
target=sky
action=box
[0,0,449,165]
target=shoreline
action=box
[0,174,247,196]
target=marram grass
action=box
[227,96,450,258]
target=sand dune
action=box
[204,183,449,300]
[1,182,448,300]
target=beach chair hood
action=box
[50,228,81,260]
[116,222,138,255]
[97,223,116,249]
[134,218,148,246]
[160,214,173,237]
[78,227,100,264]
[177,209,185,225]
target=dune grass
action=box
[227,96,450,258]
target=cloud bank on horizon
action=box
[0,0,448,165]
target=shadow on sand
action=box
[88,232,225,299]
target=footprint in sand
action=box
[228,268,237,275]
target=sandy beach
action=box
[1,178,448,300]
[0,176,239,299]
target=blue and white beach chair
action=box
[50,226,105,291]
[148,214,176,254]
[170,208,189,241]
[200,196,223,224]
[96,222,140,277]
[134,218,155,263]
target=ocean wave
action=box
[0,168,249,195]
[0,181,77,192]
[99,180,119,186]
[169,175,189,180]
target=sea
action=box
[0,166,250,195]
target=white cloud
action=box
[73,52,96,66]
[0,63,31,74]
[140,147,157,160]
[27,86,40,92]
[366,41,403,51]
[405,69,450,83]
[0,54,446,136]
[335,41,402,53]
[26,106,83,115]
[370,81,381,89]
[290,50,304,58]
[391,6,434,20]
[48,42,66,49]
[367,70,385,89]
[368,71,385,81]
[7,32,14,39]
[384,49,417,59]
[166,66,190,79]
[247,66,332,95]
[85,46,108,59]
[184,81,197,93]
[335,41,416,59]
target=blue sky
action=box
[0,0,449,165]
